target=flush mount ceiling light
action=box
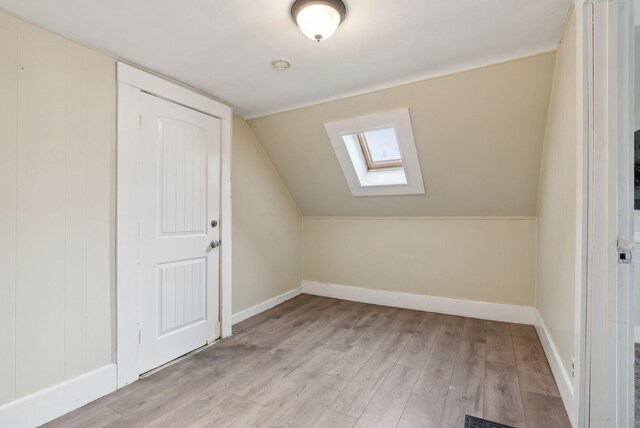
[291,0,346,42]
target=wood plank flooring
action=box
[42,295,571,428]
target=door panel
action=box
[160,119,207,235]
[158,258,206,334]
[139,93,221,373]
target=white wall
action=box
[0,11,116,406]
[232,117,303,314]
[635,26,640,130]
[303,217,536,307]
[536,12,577,380]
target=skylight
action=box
[356,128,403,170]
[341,131,407,187]
[324,109,425,196]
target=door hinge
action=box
[571,357,575,379]
[617,237,634,264]
[138,330,141,344]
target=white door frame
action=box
[116,63,233,388]
[572,3,590,426]
[579,0,634,426]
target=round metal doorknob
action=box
[210,240,221,249]
[211,220,218,228]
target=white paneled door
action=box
[139,92,221,373]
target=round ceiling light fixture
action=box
[291,0,346,42]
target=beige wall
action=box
[536,14,577,377]
[0,11,116,405]
[248,52,555,217]
[232,117,303,314]
[303,218,536,307]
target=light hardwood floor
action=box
[42,295,571,428]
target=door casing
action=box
[579,0,635,426]
[116,62,233,388]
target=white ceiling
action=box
[0,0,571,117]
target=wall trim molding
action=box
[232,287,303,325]
[534,311,576,427]
[301,281,536,324]
[0,364,117,428]
[302,216,537,221]
[635,326,640,344]
[244,50,556,119]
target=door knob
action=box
[211,220,218,228]
[210,240,221,249]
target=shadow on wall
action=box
[633,24,640,342]
[635,131,640,209]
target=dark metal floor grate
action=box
[464,415,515,428]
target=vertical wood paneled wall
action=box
[535,13,577,383]
[0,11,116,405]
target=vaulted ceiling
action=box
[0,0,570,117]
[247,53,556,217]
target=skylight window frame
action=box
[324,108,425,197]
[356,132,404,171]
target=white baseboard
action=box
[635,326,640,343]
[0,364,117,428]
[232,287,302,325]
[534,311,576,427]
[300,281,536,325]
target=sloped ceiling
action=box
[0,0,570,117]
[247,52,556,217]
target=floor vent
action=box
[464,415,515,428]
